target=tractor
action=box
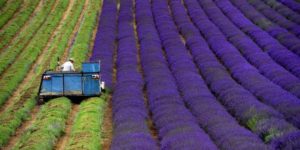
[37,61,105,104]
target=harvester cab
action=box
[38,61,105,104]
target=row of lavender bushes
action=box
[90,0,117,89]
[201,0,300,97]
[247,0,300,37]
[194,0,300,128]
[152,0,269,149]
[135,0,218,149]
[277,0,300,13]
[110,0,158,149]
[229,0,300,57]
[210,0,300,98]
[183,0,300,148]
[213,0,300,80]
[261,0,300,24]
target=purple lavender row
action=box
[198,0,300,127]
[152,0,269,149]
[135,0,218,149]
[195,0,300,98]
[261,0,300,25]
[110,0,158,149]
[248,0,300,37]
[195,0,300,128]
[90,0,117,89]
[183,0,300,146]
[277,0,300,14]
[228,0,300,57]
[212,0,300,80]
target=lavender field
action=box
[0,0,299,149]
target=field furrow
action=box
[64,97,107,150]
[0,0,87,147]
[247,0,300,37]
[261,0,300,25]
[0,0,68,108]
[55,104,79,150]
[0,0,23,29]
[12,98,71,150]
[1,0,300,149]
[214,0,300,79]
[229,0,300,57]
[154,0,269,149]
[0,0,55,67]
[1,106,40,150]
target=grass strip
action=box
[0,0,8,10]
[0,0,22,28]
[65,95,108,150]
[48,0,86,70]
[0,89,37,147]
[11,97,71,150]
[0,0,55,74]
[69,0,101,68]
[0,0,69,107]
[0,0,40,50]
[0,0,87,147]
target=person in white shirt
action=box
[61,58,75,71]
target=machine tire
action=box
[38,98,44,105]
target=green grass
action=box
[0,92,37,147]
[0,0,40,50]
[0,0,103,147]
[0,0,8,9]
[65,96,108,150]
[0,0,69,107]
[69,0,102,68]
[0,0,22,28]
[48,0,86,70]
[0,0,89,147]
[245,112,297,143]
[0,0,55,74]
[12,97,71,150]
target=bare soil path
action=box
[55,104,79,150]
[0,0,72,114]
[2,106,40,150]
[101,96,113,150]
[0,1,77,148]
[0,0,25,31]
[60,0,90,64]
[133,4,159,144]
[0,0,44,52]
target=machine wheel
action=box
[38,98,44,105]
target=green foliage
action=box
[49,0,86,70]
[0,0,8,9]
[0,0,69,107]
[0,0,22,28]
[65,96,108,150]
[0,0,93,147]
[0,0,39,50]
[12,97,71,150]
[0,92,36,147]
[0,0,55,74]
[70,0,102,69]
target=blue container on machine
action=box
[38,62,103,102]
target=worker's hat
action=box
[69,58,75,62]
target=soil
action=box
[55,104,79,150]
[2,106,40,150]
[60,0,90,64]
[0,0,26,32]
[101,96,113,150]
[0,0,45,52]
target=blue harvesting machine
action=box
[38,62,105,103]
